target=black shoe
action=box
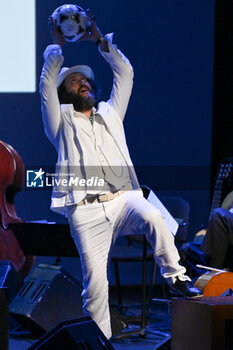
[170,277,202,297]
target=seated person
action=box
[201,191,233,270]
[179,191,233,276]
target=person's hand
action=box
[48,16,66,46]
[78,10,109,52]
[78,9,103,44]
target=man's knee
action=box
[141,209,163,225]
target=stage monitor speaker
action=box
[0,260,19,302]
[171,296,233,350]
[0,288,8,350]
[28,316,115,350]
[9,263,83,335]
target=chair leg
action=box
[147,261,157,325]
[141,235,148,329]
[113,261,123,312]
[112,237,156,339]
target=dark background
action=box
[1,0,231,243]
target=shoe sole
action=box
[169,287,203,298]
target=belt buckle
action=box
[97,193,109,202]
[77,198,87,206]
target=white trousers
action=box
[68,190,186,339]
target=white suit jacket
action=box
[40,34,140,216]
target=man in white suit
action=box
[40,15,201,339]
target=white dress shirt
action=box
[72,110,131,194]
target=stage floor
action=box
[9,286,172,350]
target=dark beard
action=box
[66,91,97,112]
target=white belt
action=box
[77,184,133,206]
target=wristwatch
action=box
[95,36,105,46]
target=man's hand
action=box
[78,9,109,52]
[48,10,109,52]
[48,16,66,46]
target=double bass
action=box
[0,140,34,280]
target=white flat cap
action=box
[57,65,95,87]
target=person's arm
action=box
[98,34,134,121]
[39,17,65,147]
[39,45,63,147]
[81,12,134,121]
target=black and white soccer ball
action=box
[51,4,90,43]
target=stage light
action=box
[0,0,35,92]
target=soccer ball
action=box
[51,4,90,43]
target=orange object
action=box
[195,270,233,296]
